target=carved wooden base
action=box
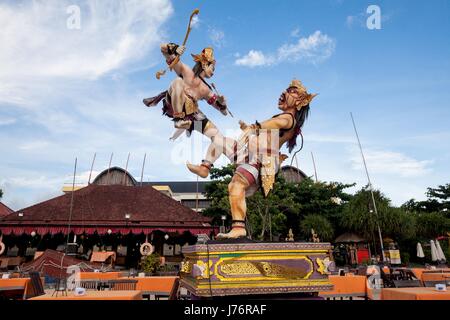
[180,241,334,297]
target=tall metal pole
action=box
[122,152,130,185]
[107,153,113,185]
[292,154,302,183]
[88,152,96,185]
[65,158,77,251]
[350,112,385,261]
[195,176,199,212]
[140,153,147,187]
[311,152,318,183]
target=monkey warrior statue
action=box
[143,44,237,172]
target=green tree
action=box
[246,176,299,240]
[427,184,450,202]
[340,187,386,245]
[340,186,416,253]
[300,215,334,241]
[383,207,416,240]
[203,166,354,241]
[401,198,442,214]
[292,178,354,236]
[0,188,2,200]
[415,212,450,239]
[402,184,450,215]
[341,186,417,254]
[139,253,161,274]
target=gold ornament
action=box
[260,155,277,197]
[184,96,199,115]
[288,79,318,110]
[192,47,215,66]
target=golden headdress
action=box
[191,47,215,66]
[289,79,318,110]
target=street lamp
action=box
[125,214,131,228]
[220,215,227,233]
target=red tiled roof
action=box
[0,202,13,218]
[0,185,212,233]
[21,249,102,277]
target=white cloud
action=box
[235,30,335,67]
[277,31,336,63]
[349,148,433,177]
[235,50,275,67]
[345,13,366,29]
[3,176,61,190]
[0,116,16,126]
[208,27,225,48]
[307,133,354,144]
[191,15,200,28]
[346,15,356,28]
[18,140,51,151]
[290,27,300,37]
[0,171,66,207]
[0,0,173,104]
[0,0,177,210]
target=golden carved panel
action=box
[215,255,314,282]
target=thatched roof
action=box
[0,184,212,235]
[0,202,13,218]
[335,232,366,243]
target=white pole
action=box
[350,112,385,261]
[140,153,147,187]
[122,152,131,185]
[88,152,96,184]
[311,152,318,182]
[107,153,113,185]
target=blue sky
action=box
[0,0,449,210]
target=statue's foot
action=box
[186,162,210,178]
[174,119,192,130]
[216,228,247,239]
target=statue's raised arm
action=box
[160,43,194,81]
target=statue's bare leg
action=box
[168,78,191,129]
[187,121,236,178]
[216,173,249,239]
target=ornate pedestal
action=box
[180,240,334,297]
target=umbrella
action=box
[435,239,447,262]
[416,242,425,258]
[430,240,438,262]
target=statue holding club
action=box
[143,9,237,175]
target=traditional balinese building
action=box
[279,165,308,183]
[0,169,215,268]
[86,166,306,212]
[66,167,211,212]
[0,202,13,218]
